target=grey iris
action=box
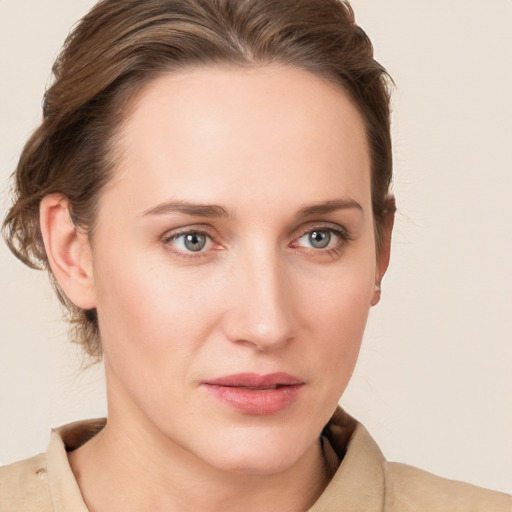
[309,230,331,249]
[184,233,207,251]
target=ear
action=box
[39,194,96,309]
[371,199,395,307]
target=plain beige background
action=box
[1,0,511,495]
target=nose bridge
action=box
[224,241,294,350]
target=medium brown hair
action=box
[3,0,395,360]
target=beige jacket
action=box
[1,408,510,511]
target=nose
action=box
[221,247,295,352]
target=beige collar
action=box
[46,408,388,511]
[311,407,388,511]
[47,419,105,512]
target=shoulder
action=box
[386,461,512,512]
[0,453,54,511]
[320,408,511,512]
[0,419,104,512]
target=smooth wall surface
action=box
[1,0,511,494]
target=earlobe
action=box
[370,281,382,307]
[39,194,96,309]
[371,200,395,307]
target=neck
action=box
[68,399,333,512]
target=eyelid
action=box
[160,222,352,259]
[162,227,210,243]
[293,222,351,242]
[161,226,221,258]
[161,222,217,240]
[290,222,352,253]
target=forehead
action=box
[106,64,371,214]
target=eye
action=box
[303,230,332,249]
[166,231,212,253]
[292,226,349,253]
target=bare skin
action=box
[42,65,391,511]
[68,418,332,512]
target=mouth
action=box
[201,373,305,415]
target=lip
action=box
[202,373,305,415]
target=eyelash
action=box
[291,225,352,258]
[162,225,352,259]
[162,228,216,259]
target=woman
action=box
[1,0,510,510]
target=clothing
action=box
[0,408,510,511]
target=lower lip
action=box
[203,384,303,415]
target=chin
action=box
[194,425,314,476]
[210,448,301,476]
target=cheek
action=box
[91,245,230,387]
[91,255,217,422]
[319,284,371,358]
[93,256,204,347]
[302,247,375,326]
[301,259,375,378]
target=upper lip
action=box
[203,372,304,389]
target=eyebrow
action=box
[142,198,363,219]
[296,199,364,218]
[143,200,230,218]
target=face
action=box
[87,65,384,473]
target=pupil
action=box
[184,233,206,251]
[309,230,330,249]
